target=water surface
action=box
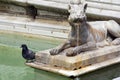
[0,32,64,80]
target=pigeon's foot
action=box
[26,59,35,63]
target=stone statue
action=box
[50,0,120,56]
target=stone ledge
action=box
[1,0,120,21]
[0,15,69,38]
[34,45,120,70]
[26,55,120,77]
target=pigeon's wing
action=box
[28,50,35,59]
[28,50,35,54]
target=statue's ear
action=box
[68,5,71,10]
[68,5,71,12]
[84,3,88,12]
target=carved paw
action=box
[97,40,109,48]
[73,47,82,54]
[111,38,120,45]
[66,47,81,57]
[66,50,76,57]
[50,48,61,55]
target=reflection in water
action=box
[0,65,34,80]
[0,45,34,80]
[34,69,69,80]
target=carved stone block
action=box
[35,45,120,70]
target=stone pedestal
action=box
[26,45,120,77]
[36,45,120,70]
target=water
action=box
[1,31,119,80]
[0,45,33,80]
[0,32,66,80]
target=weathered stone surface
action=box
[35,45,120,70]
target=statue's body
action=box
[50,0,120,56]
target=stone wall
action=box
[0,0,120,23]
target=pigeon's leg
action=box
[26,60,29,63]
[27,59,36,63]
[31,59,36,62]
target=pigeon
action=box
[21,44,35,63]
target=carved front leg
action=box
[50,41,71,55]
[66,42,96,56]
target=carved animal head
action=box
[68,0,88,23]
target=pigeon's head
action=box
[21,44,28,50]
